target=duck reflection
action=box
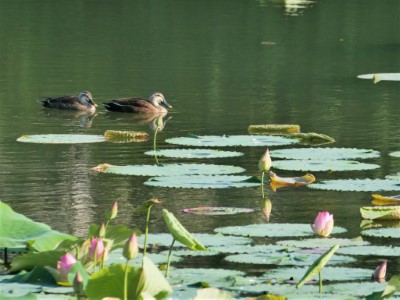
[104,111,172,132]
[41,109,97,128]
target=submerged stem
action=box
[165,238,176,277]
[153,127,159,165]
[123,260,130,300]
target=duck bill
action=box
[162,101,172,109]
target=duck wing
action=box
[103,98,155,113]
[41,96,80,110]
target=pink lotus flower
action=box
[258,148,272,172]
[57,253,77,283]
[89,238,105,262]
[123,233,139,260]
[372,260,387,281]
[311,211,334,237]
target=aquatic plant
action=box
[258,148,272,198]
[311,212,334,238]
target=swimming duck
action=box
[103,92,172,113]
[40,91,97,113]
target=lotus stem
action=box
[143,205,153,259]
[261,171,265,199]
[319,271,322,294]
[165,238,175,277]
[124,260,130,300]
[153,127,159,165]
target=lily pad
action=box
[337,245,400,256]
[308,179,400,192]
[361,228,400,239]
[181,206,254,215]
[357,73,400,83]
[361,206,400,220]
[91,163,245,176]
[371,194,400,205]
[288,133,335,144]
[144,175,260,189]
[214,223,346,238]
[272,159,380,172]
[103,130,148,143]
[248,124,300,134]
[165,135,299,147]
[276,238,369,248]
[144,149,244,158]
[270,147,380,160]
[386,172,400,181]
[224,252,354,266]
[17,134,106,144]
[389,151,400,158]
[206,244,290,255]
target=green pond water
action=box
[0,0,399,286]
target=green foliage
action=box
[88,224,141,250]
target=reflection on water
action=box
[258,0,316,16]
[41,109,97,128]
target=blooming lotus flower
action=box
[372,260,387,281]
[258,148,272,172]
[123,233,139,260]
[89,238,105,262]
[311,211,334,237]
[57,253,77,283]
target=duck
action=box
[103,92,172,114]
[40,91,97,113]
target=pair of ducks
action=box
[40,91,172,114]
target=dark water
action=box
[0,0,399,273]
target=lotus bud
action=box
[258,148,272,172]
[89,238,105,262]
[123,233,139,260]
[311,211,334,237]
[262,198,272,222]
[99,223,106,238]
[57,253,77,283]
[73,271,84,295]
[105,200,118,220]
[156,116,164,128]
[372,260,387,281]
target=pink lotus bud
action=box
[110,200,118,219]
[99,223,106,238]
[372,260,387,280]
[123,233,139,260]
[57,253,77,283]
[258,149,272,172]
[89,238,105,262]
[311,211,334,237]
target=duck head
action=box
[149,92,172,111]
[78,91,97,108]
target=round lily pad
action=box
[181,206,254,215]
[272,160,380,172]
[165,135,299,147]
[270,147,380,160]
[308,179,400,192]
[337,245,400,256]
[276,238,370,248]
[357,73,400,82]
[225,252,354,266]
[361,228,400,238]
[214,223,347,238]
[208,244,293,254]
[144,175,260,189]
[17,134,106,144]
[389,151,400,158]
[144,148,244,158]
[92,163,245,176]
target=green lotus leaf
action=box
[361,228,400,238]
[103,130,148,143]
[181,206,254,215]
[273,159,380,172]
[165,135,299,147]
[0,201,77,252]
[337,245,400,256]
[194,288,235,300]
[92,163,245,176]
[263,266,372,283]
[296,244,340,289]
[276,238,369,248]
[381,275,400,298]
[308,179,400,192]
[160,249,218,257]
[270,147,380,160]
[145,175,260,189]
[162,209,206,251]
[288,132,335,144]
[389,151,400,158]
[137,233,252,248]
[360,206,400,220]
[144,148,244,158]
[225,252,353,266]
[214,223,346,238]
[16,134,106,144]
[208,244,292,254]
[357,73,400,82]
[10,250,67,273]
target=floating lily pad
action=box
[357,73,400,83]
[272,159,380,172]
[144,149,244,158]
[262,266,372,283]
[389,151,400,158]
[276,238,369,248]
[248,124,300,135]
[308,179,400,192]
[214,223,346,238]
[386,172,400,181]
[224,252,354,266]
[361,228,400,238]
[17,134,106,144]
[181,206,254,215]
[208,244,292,254]
[288,133,335,144]
[337,246,400,256]
[144,175,260,189]
[165,135,299,147]
[372,194,400,205]
[104,130,148,143]
[361,206,400,220]
[91,163,245,176]
[270,147,380,160]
